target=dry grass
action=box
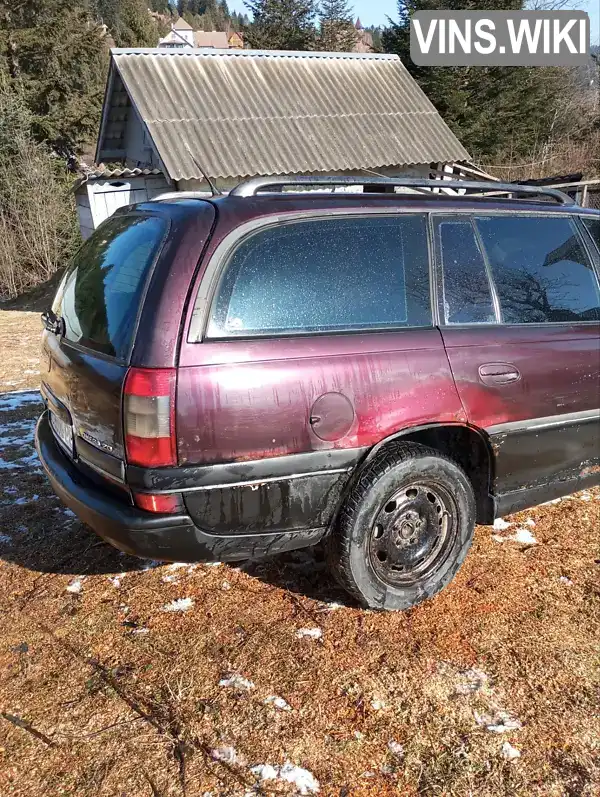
[0,315,599,796]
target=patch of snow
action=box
[279,762,320,794]
[541,498,562,506]
[221,580,231,590]
[168,562,188,570]
[455,667,489,695]
[370,698,386,710]
[0,452,39,470]
[3,486,18,495]
[493,528,537,545]
[132,627,149,635]
[475,710,522,734]
[219,673,255,690]
[0,390,42,411]
[501,741,521,761]
[1,429,35,447]
[512,528,537,545]
[559,576,573,586]
[387,740,404,757]
[66,579,83,594]
[493,518,512,530]
[318,601,344,612]
[108,573,126,587]
[210,745,242,765]
[14,494,39,505]
[163,597,194,612]
[161,574,179,583]
[296,627,322,640]
[0,533,12,544]
[63,508,76,518]
[205,561,222,567]
[525,518,536,526]
[251,764,278,781]
[264,695,291,711]
[252,762,319,794]
[141,560,161,571]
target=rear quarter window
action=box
[207,215,431,337]
[52,215,167,359]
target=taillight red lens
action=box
[133,492,183,514]
[124,367,176,467]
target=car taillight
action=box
[124,368,176,467]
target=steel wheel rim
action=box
[368,481,458,587]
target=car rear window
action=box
[52,215,167,359]
[207,215,431,337]
[475,215,600,324]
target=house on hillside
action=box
[76,47,469,236]
[353,19,374,53]
[157,17,195,48]
[158,17,243,50]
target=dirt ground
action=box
[0,309,599,797]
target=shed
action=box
[85,47,470,234]
[74,167,170,239]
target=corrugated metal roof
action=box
[106,48,470,181]
[73,166,164,190]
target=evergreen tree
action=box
[149,0,171,12]
[382,0,573,162]
[94,0,161,45]
[0,0,108,153]
[244,0,317,50]
[318,0,356,51]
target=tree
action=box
[0,0,109,154]
[381,0,575,163]
[244,0,317,50]
[318,0,356,51]
[149,0,171,13]
[93,0,161,46]
[0,79,80,297]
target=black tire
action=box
[326,442,476,611]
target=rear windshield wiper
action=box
[41,309,65,336]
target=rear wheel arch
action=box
[345,423,495,526]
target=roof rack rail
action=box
[230,176,574,205]
[150,190,217,201]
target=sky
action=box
[227,0,600,44]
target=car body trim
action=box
[127,446,368,493]
[486,408,600,436]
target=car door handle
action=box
[478,363,521,385]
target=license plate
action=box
[50,411,73,456]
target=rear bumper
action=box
[35,411,324,562]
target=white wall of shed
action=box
[75,174,171,239]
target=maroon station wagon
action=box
[35,177,600,610]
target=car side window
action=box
[434,216,496,325]
[475,215,600,324]
[207,215,431,337]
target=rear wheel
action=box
[326,442,476,610]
